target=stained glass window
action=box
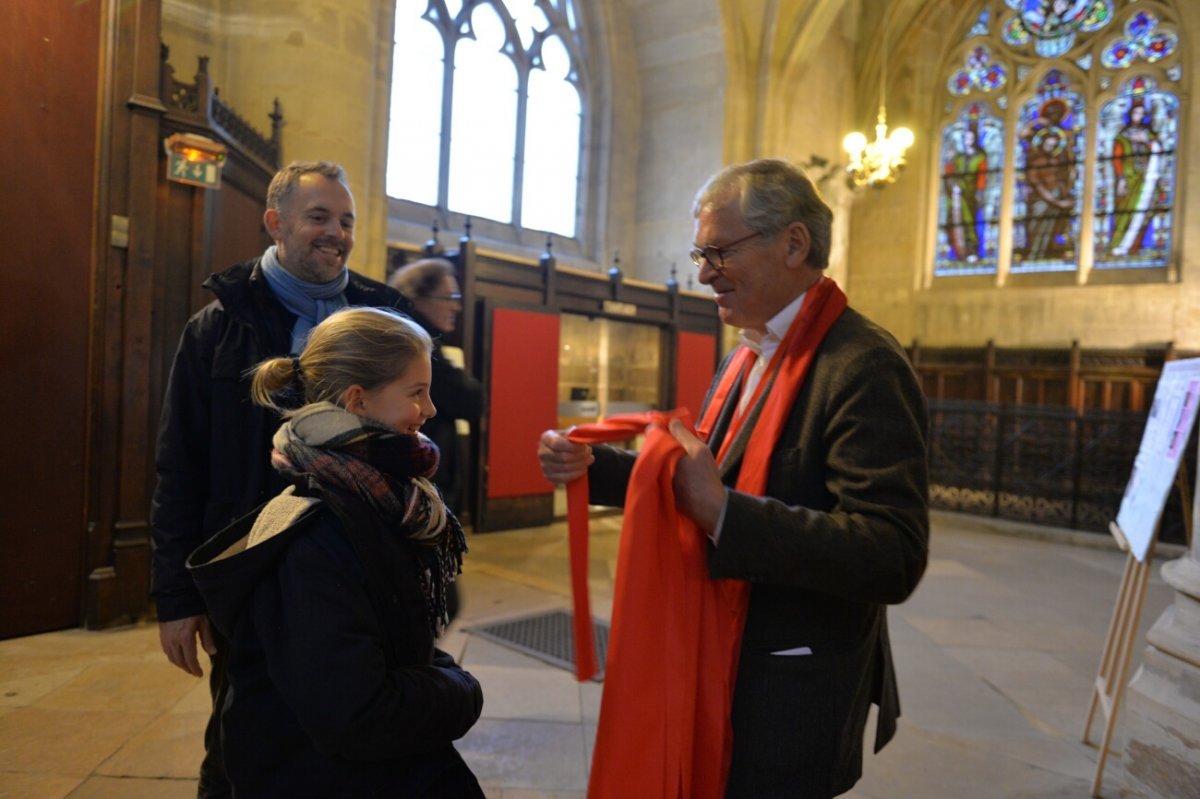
[934,1,1184,281]
[1093,76,1178,269]
[936,103,1005,276]
[948,46,1008,95]
[1002,0,1113,57]
[1011,71,1086,272]
[386,0,586,239]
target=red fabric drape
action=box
[568,412,743,799]
[566,278,848,798]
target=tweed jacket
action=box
[590,306,929,798]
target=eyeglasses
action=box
[689,231,762,271]
[427,293,463,302]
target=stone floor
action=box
[0,511,1184,798]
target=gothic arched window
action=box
[932,0,1185,281]
[387,0,586,240]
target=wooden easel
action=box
[1081,463,1191,798]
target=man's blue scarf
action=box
[260,245,350,354]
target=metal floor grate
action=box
[467,609,608,680]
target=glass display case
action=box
[557,313,662,427]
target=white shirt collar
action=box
[738,280,817,359]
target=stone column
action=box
[1120,532,1200,797]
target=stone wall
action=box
[625,0,726,287]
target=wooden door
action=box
[0,2,103,638]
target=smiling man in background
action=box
[150,160,408,797]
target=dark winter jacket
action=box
[150,257,408,621]
[408,308,482,515]
[186,482,484,797]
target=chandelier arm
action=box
[880,17,887,118]
[842,5,911,188]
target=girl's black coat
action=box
[187,483,484,797]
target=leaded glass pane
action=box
[935,102,1005,276]
[1003,15,1032,47]
[1093,76,1178,269]
[522,36,581,237]
[448,3,517,223]
[1101,11,1178,70]
[387,0,444,204]
[948,46,1008,95]
[1011,70,1085,272]
[1000,0,1113,58]
[967,7,991,39]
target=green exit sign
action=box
[167,152,222,189]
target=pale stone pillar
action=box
[1120,531,1200,796]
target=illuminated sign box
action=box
[164,133,227,189]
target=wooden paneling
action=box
[0,1,103,638]
[83,0,166,629]
[911,340,1177,413]
[76,46,274,628]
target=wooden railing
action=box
[909,340,1189,413]
[916,341,1195,544]
[159,46,282,172]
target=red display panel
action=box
[486,308,560,498]
[675,331,718,417]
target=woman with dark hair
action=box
[389,258,483,519]
[187,306,485,797]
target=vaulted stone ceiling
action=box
[712,0,965,161]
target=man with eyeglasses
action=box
[539,158,929,798]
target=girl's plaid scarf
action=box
[271,401,467,635]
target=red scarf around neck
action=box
[566,277,848,798]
